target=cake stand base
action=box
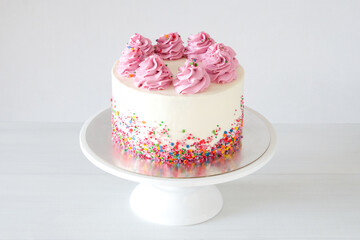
[130,184,223,225]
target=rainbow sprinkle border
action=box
[112,96,244,164]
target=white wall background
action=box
[1,0,360,123]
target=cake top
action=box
[116,32,240,94]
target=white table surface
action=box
[1,122,359,239]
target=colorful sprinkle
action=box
[111,96,244,164]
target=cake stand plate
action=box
[80,107,277,225]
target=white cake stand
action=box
[79,107,277,226]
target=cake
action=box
[112,32,244,164]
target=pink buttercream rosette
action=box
[155,32,185,60]
[117,33,240,91]
[116,46,144,78]
[185,32,215,60]
[203,43,239,84]
[205,43,239,66]
[129,33,154,58]
[173,59,210,94]
[134,55,173,90]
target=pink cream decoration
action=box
[118,33,240,90]
[184,32,215,60]
[154,32,185,60]
[116,47,144,78]
[173,59,210,94]
[203,43,239,84]
[129,33,154,58]
[205,43,239,66]
[134,55,173,90]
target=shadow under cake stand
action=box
[79,107,277,225]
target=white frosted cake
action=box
[112,32,244,164]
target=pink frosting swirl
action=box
[173,59,210,94]
[128,33,154,58]
[134,55,173,90]
[205,43,239,66]
[203,45,238,84]
[154,32,185,60]
[116,46,144,78]
[184,32,215,60]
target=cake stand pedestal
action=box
[80,107,277,226]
